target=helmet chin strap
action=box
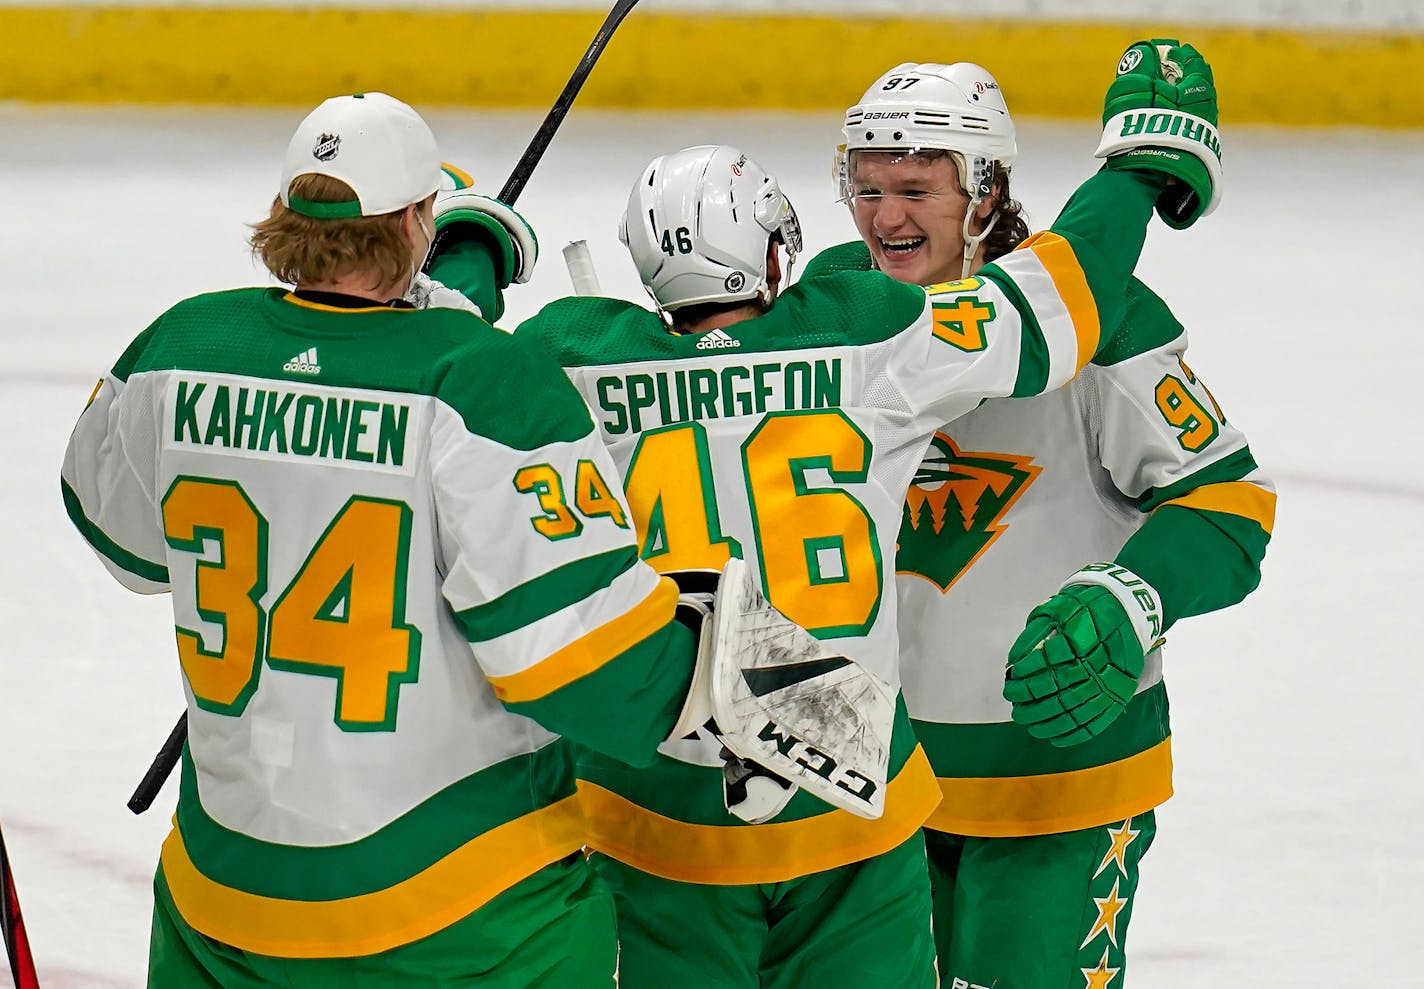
[960,208,999,279]
[956,155,1001,280]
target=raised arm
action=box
[893,40,1225,429]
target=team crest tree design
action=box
[896,433,1041,592]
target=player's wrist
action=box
[1060,563,1164,655]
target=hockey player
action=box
[802,48,1275,986]
[61,91,744,987]
[433,40,1223,989]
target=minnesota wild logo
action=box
[897,433,1041,592]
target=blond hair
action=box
[249,174,423,288]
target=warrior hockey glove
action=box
[1003,564,1163,747]
[1095,39,1222,229]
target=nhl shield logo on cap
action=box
[313,133,340,162]
[281,91,440,217]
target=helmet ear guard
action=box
[755,178,804,258]
[620,145,801,314]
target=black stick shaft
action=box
[126,712,187,815]
[128,0,641,815]
[497,0,641,205]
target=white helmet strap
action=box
[961,208,999,280]
[959,155,1002,278]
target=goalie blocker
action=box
[671,558,895,821]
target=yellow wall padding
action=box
[2,8,1420,127]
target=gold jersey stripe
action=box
[580,745,941,885]
[926,738,1173,838]
[278,292,405,315]
[487,574,677,703]
[1160,480,1277,535]
[159,794,584,958]
[1019,231,1101,372]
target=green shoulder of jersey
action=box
[125,287,592,452]
[518,271,930,362]
[802,240,1186,365]
[800,239,874,281]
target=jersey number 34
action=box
[161,478,420,731]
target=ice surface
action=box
[3,103,1423,986]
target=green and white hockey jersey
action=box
[515,169,1172,884]
[805,240,1276,837]
[60,289,696,958]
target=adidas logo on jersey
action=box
[283,347,321,375]
[695,328,741,350]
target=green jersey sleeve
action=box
[1083,280,1275,629]
[430,332,697,765]
[427,236,508,323]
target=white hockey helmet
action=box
[620,145,802,313]
[840,62,1017,201]
[840,63,1017,277]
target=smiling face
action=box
[847,150,993,286]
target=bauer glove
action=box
[1003,564,1163,747]
[1095,39,1222,229]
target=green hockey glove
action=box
[1003,564,1163,747]
[430,171,539,289]
[1095,39,1221,229]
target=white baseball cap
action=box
[280,92,442,219]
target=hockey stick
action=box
[498,0,641,204]
[127,0,643,816]
[126,712,188,814]
[562,240,603,295]
[0,821,40,989]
